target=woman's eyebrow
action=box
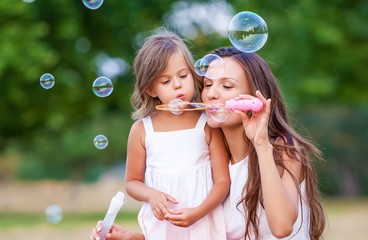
[221,77,239,82]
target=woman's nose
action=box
[205,86,219,100]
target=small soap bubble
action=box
[82,0,104,10]
[92,76,113,97]
[207,104,230,122]
[200,54,224,80]
[194,59,204,76]
[40,73,55,89]
[94,134,108,149]
[168,99,188,115]
[45,204,63,224]
[228,11,268,53]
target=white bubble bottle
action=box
[100,191,127,240]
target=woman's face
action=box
[201,57,252,128]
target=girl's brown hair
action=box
[211,47,326,240]
[130,27,202,120]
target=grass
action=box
[0,211,141,240]
[1,199,368,239]
[0,211,138,228]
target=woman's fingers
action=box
[96,220,103,232]
[236,94,254,100]
[255,90,268,102]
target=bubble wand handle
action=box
[100,192,126,240]
[225,98,263,112]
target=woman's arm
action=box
[236,91,301,237]
[165,126,230,227]
[256,142,301,238]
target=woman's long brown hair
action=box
[211,47,326,239]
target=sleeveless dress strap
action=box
[142,116,154,133]
[195,112,207,129]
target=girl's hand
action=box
[148,189,178,221]
[164,207,198,227]
[233,90,271,147]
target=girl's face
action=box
[147,51,195,104]
[201,57,252,127]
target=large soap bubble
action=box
[228,11,268,53]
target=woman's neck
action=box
[222,125,250,164]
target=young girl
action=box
[124,28,230,240]
[197,47,326,239]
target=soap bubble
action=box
[194,59,204,76]
[168,99,189,115]
[200,54,224,80]
[45,204,63,224]
[94,134,108,149]
[92,76,113,97]
[207,104,230,122]
[228,11,268,53]
[82,0,104,10]
[40,73,55,89]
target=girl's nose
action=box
[173,78,182,89]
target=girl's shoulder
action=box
[129,118,146,135]
[128,119,147,147]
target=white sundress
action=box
[224,157,311,240]
[138,112,226,240]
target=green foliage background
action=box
[0,0,367,196]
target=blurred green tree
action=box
[0,0,367,195]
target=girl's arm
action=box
[165,126,230,227]
[236,91,301,237]
[125,120,177,220]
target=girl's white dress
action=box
[138,112,226,240]
[224,157,311,240]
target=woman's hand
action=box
[90,221,144,240]
[233,90,271,148]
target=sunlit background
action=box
[1,0,367,239]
